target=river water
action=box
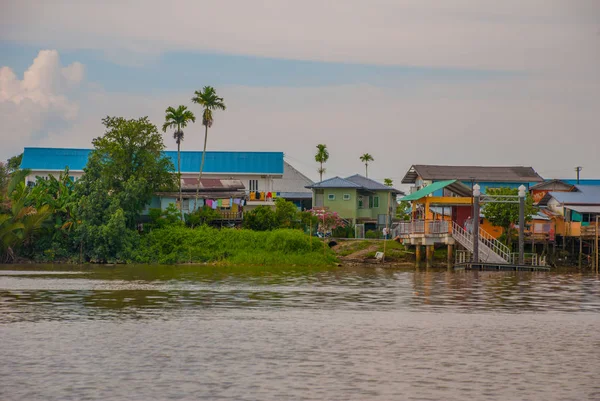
[1,265,599,401]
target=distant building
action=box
[272,161,313,210]
[401,164,544,195]
[306,175,404,226]
[19,147,314,215]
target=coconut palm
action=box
[360,153,374,178]
[315,144,329,182]
[384,178,393,187]
[191,86,226,210]
[162,105,196,219]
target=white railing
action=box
[392,220,425,237]
[510,253,545,266]
[478,227,511,262]
[428,220,449,235]
[451,222,507,264]
[392,220,450,237]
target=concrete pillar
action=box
[447,244,454,268]
[426,245,434,268]
[415,245,422,268]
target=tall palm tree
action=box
[384,178,393,187]
[315,144,329,182]
[191,86,226,210]
[163,105,196,219]
[360,153,374,178]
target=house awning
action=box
[564,205,600,214]
[400,180,472,201]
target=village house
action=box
[306,174,404,227]
[401,164,544,195]
[19,147,313,217]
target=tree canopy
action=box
[482,187,536,245]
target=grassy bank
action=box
[133,226,338,266]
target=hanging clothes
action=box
[222,198,230,208]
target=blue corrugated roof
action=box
[549,185,600,205]
[20,147,284,175]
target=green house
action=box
[306,175,404,225]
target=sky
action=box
[1,0,599,184]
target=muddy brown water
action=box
[1,264,599,401]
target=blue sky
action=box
[0,42,512,93]
[1,0,599,182]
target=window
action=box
[374,196,380,208]
[328,194,336,201]
[358,196,363,209]
[249,179,259,191]
[368,196,373,208]
[343,194,351,201]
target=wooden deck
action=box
[455,262,550,272]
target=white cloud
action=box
[0,50,86,157]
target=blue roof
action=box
[561,179,600,186]
[20,147,284,175]
[549,185,600,205]
[306,176,362,189]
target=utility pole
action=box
[518,185,526,265]
[575,166,582,184]
[473,184,481,264]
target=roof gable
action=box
[306,176,361,189]
[401,164,543,184]
[530,179,575,191]
[345,174,402,193]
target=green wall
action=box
[322,188,358,220]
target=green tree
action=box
[162,105,196,220]
[315,144,329,182]
[185,205,221,228]
[360,153,374,178]
[482,187,536,246]
[7,153,23,173]
[243,206,279,231]
[78,116,175,228]
[75,116,174,262]
[0,162,8,210]
[274,197,298,228]
[396,201,411,221]
[191,86,226,210]
[384,178,393,187]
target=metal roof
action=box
[401,164,543,184]
[306,175,405,194]
[400,180,472,201]
[548,185,600,205]
[345,174,403,193]
[278,192,313,199]
[564,205,600,214]
[306,176,362,189]
[20,147,284,175]
[530,179,575,191]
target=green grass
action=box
[336,240,373,256]
[134,226,338,266]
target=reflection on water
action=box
[1,265,599,401]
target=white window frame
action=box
[343,194,351,201]
[328,194,336,201]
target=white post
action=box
[473,184,481,264]
[518,185,527,265]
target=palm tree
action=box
[315,144,329,182]
[162,105,196,219]
[191,86,226,210]
[384,178,393,187]
[360,153,374,178]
